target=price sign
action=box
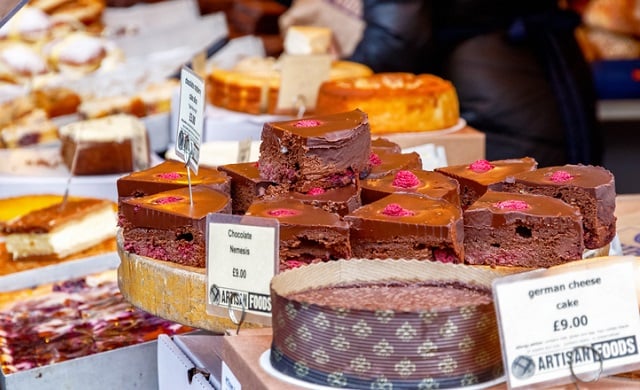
[175,66,205,174]
[276,54,331,114]
[493,256,640,388]
[206,214,278,327]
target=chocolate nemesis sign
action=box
[0,0,28,28]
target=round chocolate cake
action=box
[269,259,505,389]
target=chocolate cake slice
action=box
[360,169,460,205]
[344,193,464,262]
[435,157,537,208]
[365,150,423,179]
[495,164,616,249]
[464,191,584,267]
[119,186,231,267]
[117,159,231,200]
[258,109,371,192]
[244,198,351,270]
[288,184,362,217]
[217,161,278,215]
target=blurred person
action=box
[279,0,603,167]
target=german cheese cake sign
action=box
[175,66,205,175]
[205,213,278,328]
[493,256,640,388]
[276,54,331,115]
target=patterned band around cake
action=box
[269,260,505,389]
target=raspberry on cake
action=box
[344,193,464,262]
[244,198,351,270]
[2,198,116,260]
[119,186,232,268]
[360,168,460,205]
[315,72,460,134]
[435,157,538,208]
[118,159,231,200]
[258,109,371,192]
[365,149,423,179]
[59,114,150,175]
[463,191,585,267]
[496,164,616,250]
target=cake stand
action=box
[116,232,269,333]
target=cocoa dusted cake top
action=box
[263,109,369,141]
[117,160,230,197]
[245,198,348,229]
[3,198,112,234]
[284,281,492,311]
[465,190,582,225]
[119,186,231,230]
[437,157,538,186]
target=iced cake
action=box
[344,193,464,262]
[366,150,423,179]
[117,159,231,200]
[360,169,460,205]
[435,157,538,208]
[495,164,617,249]
[217,161,277,214]
[119,186,231,268]
[258,109,371,192]
[463,191,585,268]
[288,184,362,217]
[245,198,351,270]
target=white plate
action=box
[258,350,506,390]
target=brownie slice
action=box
[245,198,351,270]
[119,186,231,267]
[117,159,231,200]
[218,161,278,214]
[258,109,371,192]
[366,150,422,179]
[464,191,584,267]
[360,169,460,205]
[495,164,616,249]
[435,157,537,208]
[344,193,464,262]
[287,184,362,217]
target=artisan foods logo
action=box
[511,336,638,379]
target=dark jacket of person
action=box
[348,0,602,167]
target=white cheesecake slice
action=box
[3,198,116,259]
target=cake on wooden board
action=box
[119,185,231,268]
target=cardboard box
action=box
[383,124,485,167]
